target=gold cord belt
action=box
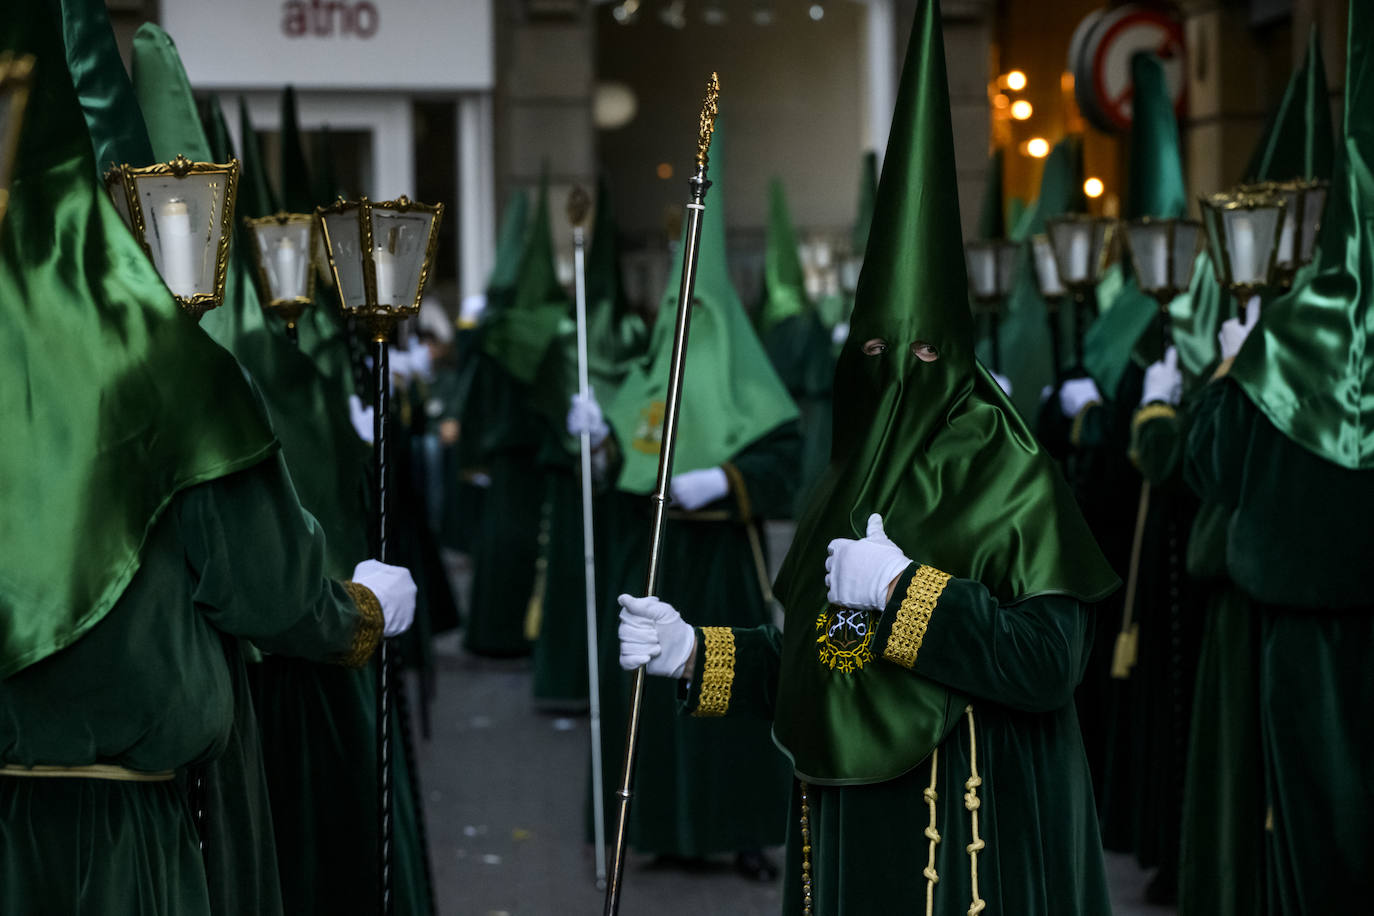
[1,764,175,783]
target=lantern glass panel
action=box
[252,219,312,302]
[1222,204,1283,286]
[321,208,367,310]
[1171,222,1200,289]
[370,207,436,310]
[134,172,228,299]
[1031,234,1064,297]
[1126,222,1171,293]
[1049,219,1094,285]
[965,241,997,300]
[995,241,1019,297]
[1299,184,1328,265]
[1273,185,1300,268]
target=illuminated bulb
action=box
[1011,100,1033,120]
[1084,177,1105,198]
[993,93,1010,110]
[656,162,674,180]
[1025,137,1050,158]
[809,3,825,21]
[1005,70,1027,91]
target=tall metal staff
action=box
[604,72,720,916]
[317,196,444,916]
[567,185,609,888]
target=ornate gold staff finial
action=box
[567,185,592,228]
[695,71,721,168]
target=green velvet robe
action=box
[0,455,380,916]
[1185,378,1374,914]
[592,422,801,856]
[680,565,1111,914]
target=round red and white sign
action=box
[1069,5,1187,133]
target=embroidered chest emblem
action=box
[815,606,875,673]
[632,400,665,454]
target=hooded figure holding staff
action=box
[616,2,1120,912]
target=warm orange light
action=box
[993,93,1010,110]
[1005,70,1027,91]
[656,162,674,180]
[1084,177,1105,198]
[1025,137,1050,158]
[1011,100,1033,120]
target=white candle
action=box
[1229,214,1258,284]
[157,199,198,297]
[373,246,395,304]
[1068,231,1089,282]
[1149,236,1168,289]
[1033,238,1064,295]
[1276,210,1296,267]
[273,236,305,300]
[973,253,996,298]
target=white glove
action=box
[617,594,695,678]
[1141,346,1183,406]
[825,513,913,612]
[1040,383,1055,404]
[1059,376,1102,418]
[388,348,413,385]
[670,466,730,511]
[405,335,434,383]
[991,370,1013,396]
[566,390,609,449]
[348,394,374,444]
[351,559,417,638]
[1218,296,1260,360]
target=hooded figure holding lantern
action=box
[615,2,1120,912]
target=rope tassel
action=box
[964,705,986,915]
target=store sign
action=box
[161,0,491,90]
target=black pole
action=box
[1047,302,1063,382]
[1073,290,1090,370]
[285,322,299,346]
[373,336,394,916]
[988,311,1002,374]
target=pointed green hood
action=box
[996,136,1086,416]
[485,189,530,311]
[585,176,647,398]
[0,3,276,677]
[852,150,878,255]
[56,0,153,174]
[233,97,280,219]
[1230,2,1374,469]
[1246,26,1334,183]
[605,122,799,494]
[976,147,1005,239]
[771,0,1118,785]
[280,86,314,213]
[757,178,814,333]
[132,23,369,574]
[1083,52,1187,398]
[479,175,571,386]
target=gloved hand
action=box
[351,559,417,637]
[825,513,913,611]
[991,370,1013,396]
[1218,296,1260,360]
[1059,376,1102,418]
[1141,346,1183,407]
[618,594,695,678]
[348,394,374,444]
[566,390,609,449]
[670,466,730,511]
[405,335,434,383]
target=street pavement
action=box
[415,531,1177,915]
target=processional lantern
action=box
[1046,214,1116,368]
[1123,217,1201,307]
[104,155,240,318]
[963,237,1019,372]
[1242,179,1329,287]
[1199,189,1286,313]
[0,52,35,228]
[244,212,318,339]
[1030,233,1066,305]
[315,192,443,916]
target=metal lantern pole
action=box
[567,186,609,889]
[604,72,719,916]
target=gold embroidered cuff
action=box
[1070,400,1102,448]
[721,463,752,522]
[692,627,736,717]
[1132,402,1177,434]
[883,565,951,669]
[339,581,384,668]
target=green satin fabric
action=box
[1083,54,1186,399]
[1245,26,1334,184]
[757,178,813,333]
[1230,7,1371,469]
[132,23,369,576]
[771,0,1119,786]
[56,0,152,175]
[851,150,878,258]
[486,190,530,308]
[584,177,646,399]
[480,176,570,385]
[229,97,279,220]
[0,6,276,678]
[994,136,1084,417]
[279,88,313,214]
[606,124,799,494]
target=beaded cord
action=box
[799,781,813,916]
[964,705,986,915]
